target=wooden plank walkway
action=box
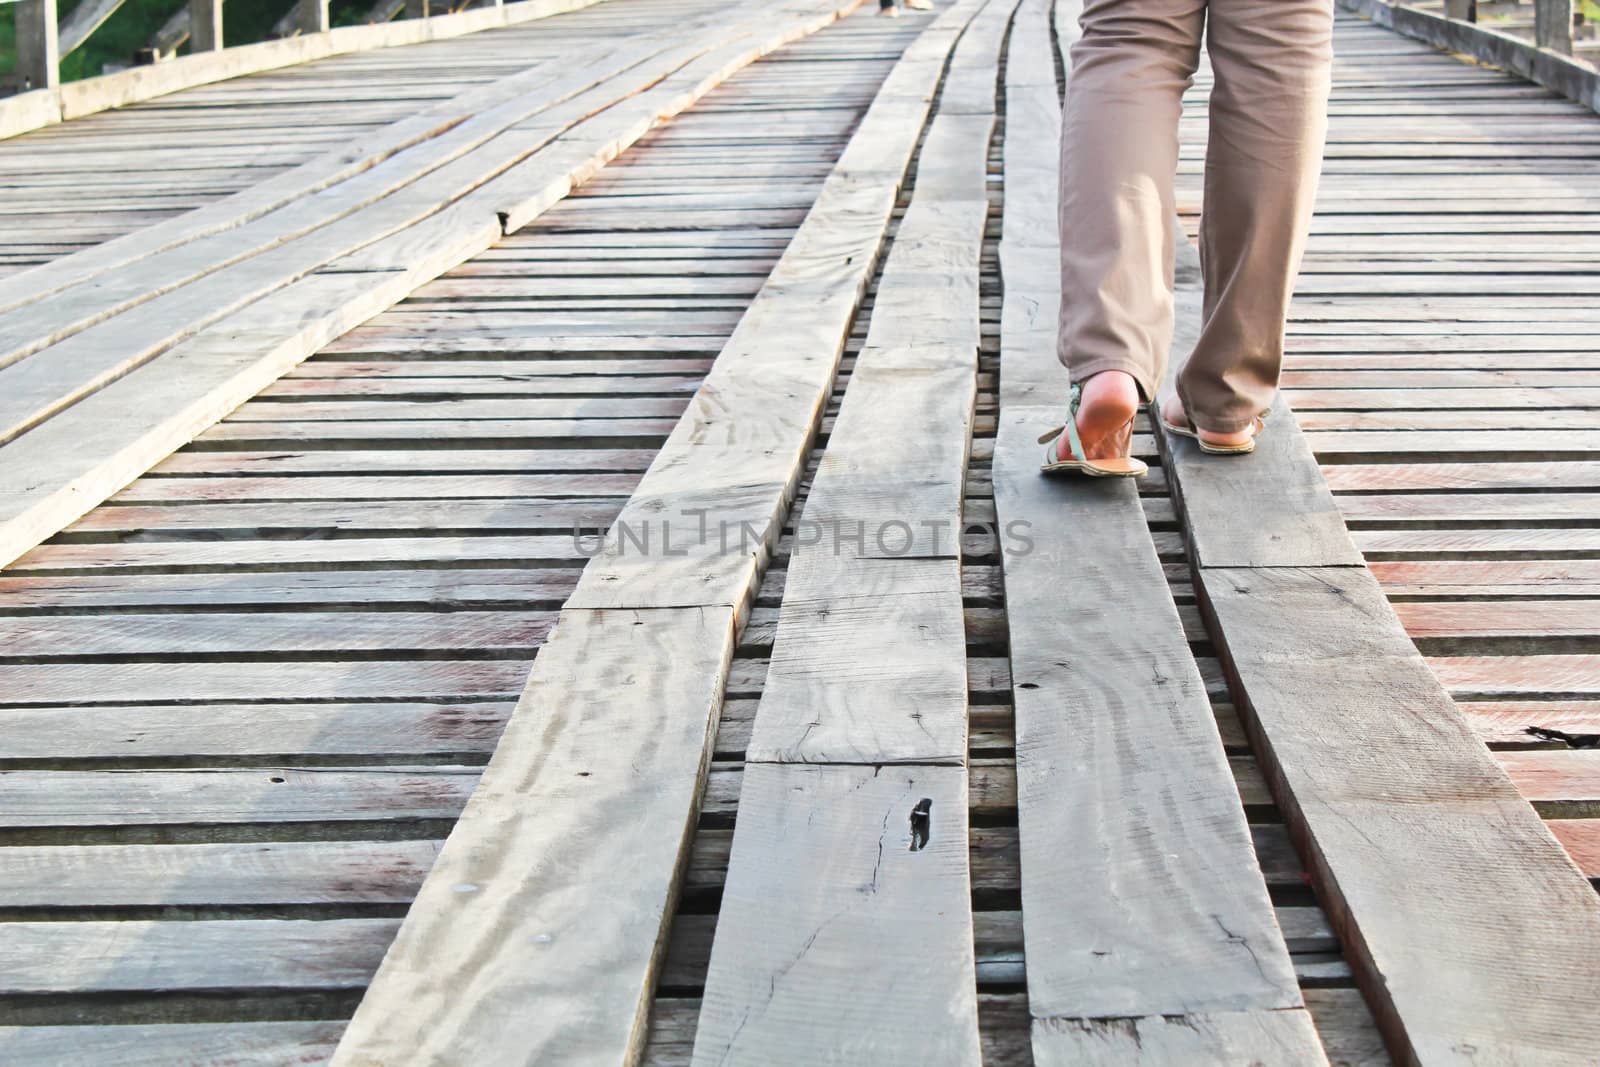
[0,0,1597,1063]
[0,6,933,1058]
[1281,13,1600,847]
[0,0,720,277]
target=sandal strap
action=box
[1061,381,1087,461]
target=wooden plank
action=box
[0,1023,343,1066]
[565,7,973,613]
[1199,565,1600,1063]
[0,918,395,994]
[0,840,442,906]
[746,555,970,763]
[333,606,733,1064]
[691,763,979,1063]
[334,8,975,1062]
[691,4,1005,1061]
[1032,1013,1332,1065]
[996,1,1318,1056]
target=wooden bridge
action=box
[0,0,1597,1063]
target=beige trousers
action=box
[1057,0,1334,433]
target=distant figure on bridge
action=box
[1040,0,1333,477]
[879,0,933,17]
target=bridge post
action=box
[190,0,225,51]
[1535,0,1573,52]
[1443,0,1476,22]
[15,0,60,92]
[405,0,432,17]
[299,0,331,32]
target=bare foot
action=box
[1065,371,1141,461]
[1160,394,1256,450]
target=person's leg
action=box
[1057,0,1207,459]
[879,0,899,16]
[1173,0,1333,436]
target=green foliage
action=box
[60,0,189,81]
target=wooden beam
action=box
[147,5,189,58]
[406,0,433,16]
[301,0,331,33]
[58,0,128,56]
[15,0,60,92]
[989,1,1322,1060]
[189,0,224,52]
[1535,0,1572,53]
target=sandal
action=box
[1159,402,1267,456]
[1038,382,1148,478]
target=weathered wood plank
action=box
[995,1,1316,1054]
[0,1022,343,1066]
[692,763,979,1064]
[692,3,1004,1061]
[334,606,733,1064]
[1032,1012,1332,1066]
[1199,565,1600,1063]
[0,918,395,994]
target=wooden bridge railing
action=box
[1443,0,1577,53]
[7,0,519,91]
[1,0,581,139]
[1341,0,1599,112]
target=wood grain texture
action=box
[0,918,396,994]
[0,1022,343,1067]
[1200,565,1600,1064]
[333,606,734,1065]
[690,763,981,1066]
[747,555,969,763]
[1032,1011,1329,1066]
